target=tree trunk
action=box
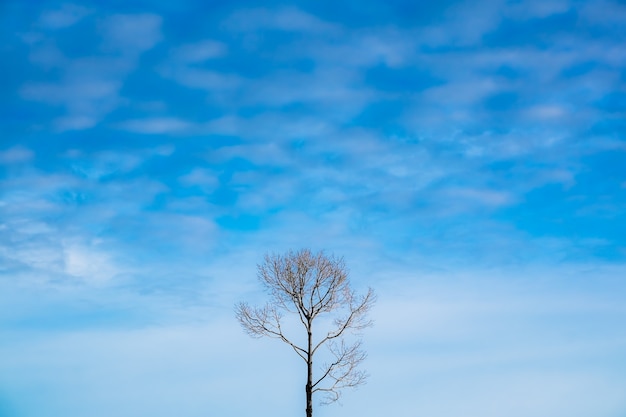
[306,327,313,417]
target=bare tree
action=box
[236,248,375,417]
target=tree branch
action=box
[312,288,374,355]
[311,339,368,404]
[235,302,307,361]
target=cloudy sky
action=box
[1,0,625,416]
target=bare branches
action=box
[256,249,355,323]
[313,339,369,404]
[235,301,307,361]
[236,248,375,416]
[312,287,375,355]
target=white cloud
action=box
[202,113,333,139]
[525,104,568,120]
[20,79,112,105]
[101,14,163,54]
[21,13,163,131]
[242,68,373,113]
[118,117,194,134]
[22,78,110,131]
[225,7,340,34]
[580,0,626,25]
[505,0,572,18]
[38,3,92,29]
[67,150,144,179]
[159,66,242,92]
[158,38,237,97]
[1,238,65,276]
[172,40,226,63]
[0,146,34,164]
[63,242,121,285]
[444,187,516,208]
[419,0,505,47]
[22,76,122,131]
[28,39,66,68]
[179,168,219,192]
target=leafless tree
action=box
[236,248,375,417]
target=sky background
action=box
[1,0,626,416]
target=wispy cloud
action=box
[38,3,92,30]
[224,7,340,34]
[118,117,194,134]
[20,12,163,131]
[0,146,34,164]
[171,40,227,63]
[101,14,162,54]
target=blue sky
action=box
[1,0,625,416]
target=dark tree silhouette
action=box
[236,248,375,417]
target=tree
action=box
[236,248,375,417]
